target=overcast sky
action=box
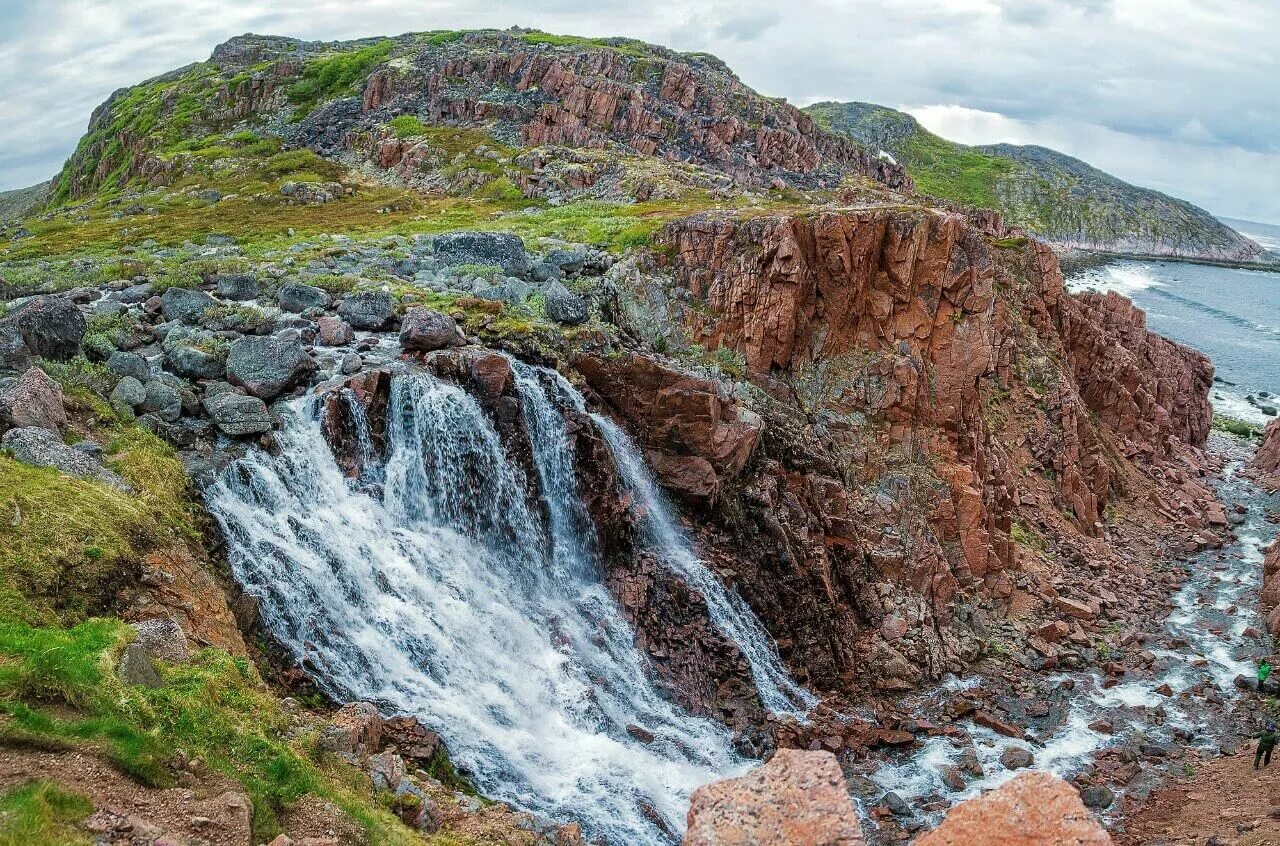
[1,0,1277,223]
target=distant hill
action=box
[0,181,50,222]
[806,101,1262,263]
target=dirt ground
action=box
[0,747,253,846]
[1118,744,1280,846]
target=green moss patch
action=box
[0,780,92,846]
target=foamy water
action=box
[205,368,823,843]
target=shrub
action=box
[387,115,426,139]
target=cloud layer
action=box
[1,0,1276,222]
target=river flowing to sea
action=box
[859,219,1280,836]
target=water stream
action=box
[205,366,814,844]
[865,434,1275,828]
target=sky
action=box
[1,0,1277,223]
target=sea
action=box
[1065,218,1280,426]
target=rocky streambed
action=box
[850,432,1275,842]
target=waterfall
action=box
[590,413,817,717]
[206,371,748,844]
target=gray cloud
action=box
[0,0,1277,223]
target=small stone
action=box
[999,747,1034,770]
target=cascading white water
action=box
[591,413,818,717]
[205,369,797,844]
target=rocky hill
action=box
[0,27,1247,846]
[806,100,1263,263]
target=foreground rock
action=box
[226,333,316,401]
[1,427,130,490]
[0,366,66,433]
[683,749,864,845]
[915,771,1111,846]
[0,295,85,361]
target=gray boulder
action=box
[109,375,147,415]
[0,323,32,374]
[130,617,190,664]
[106,350,150,382]
[544,281,588,325]
[338,291,397,330]
[544,248,586,276]
[433,232,529,277]
[0,367,66,432]
[277,282,331,313]
[1,426,129,490]
[529,261,563,284]
[202,387,272,436]
[116,642,163,688]
[226,333,316,401]
[214,273,261,301]
[141,380,183,423]
[164,342,225,381]
[399,307,464,353]
[1,296,86,361]
[160,287,217,324]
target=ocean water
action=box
[1065,218,1280,425]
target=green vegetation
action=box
[0,781,92,846]
[900,129,1014,209]
[519,31,654,59]
[0,622,421,844]
[289,41,394,116]
[1212,414,1262,439]
[0,370,195,624]
[1009,520,1046,552]
[387,115,427,138]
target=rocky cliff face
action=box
[52,31,909,207]
[581,207,1221,703]
[807,101,1263,264]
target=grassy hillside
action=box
[807,100,1262,262]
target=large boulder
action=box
[0,367,66,432]
[1,296,86,361]
[202,386,272,436]
[915,771,1111,846]
[164,330,226,381]
[433,231,529,277]
[543,280,588,326]
[105,350,150,382]
[141,380,184,423]
[683,749,864,846]
[213,273,261,301]
[278,281,332,314]
[160,287,217,324]
[399,307,464,353]
[0,323,33,374]
[226,333,316,401]
[338,291,397,331]
[1,427,129,490]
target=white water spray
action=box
[206,368,817,843]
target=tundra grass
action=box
[0,781,92,846]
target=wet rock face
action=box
[914,771,1111,845]
[683,749,865,845]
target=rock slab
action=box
[683,749,864,845]
[915,771,1111,846]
